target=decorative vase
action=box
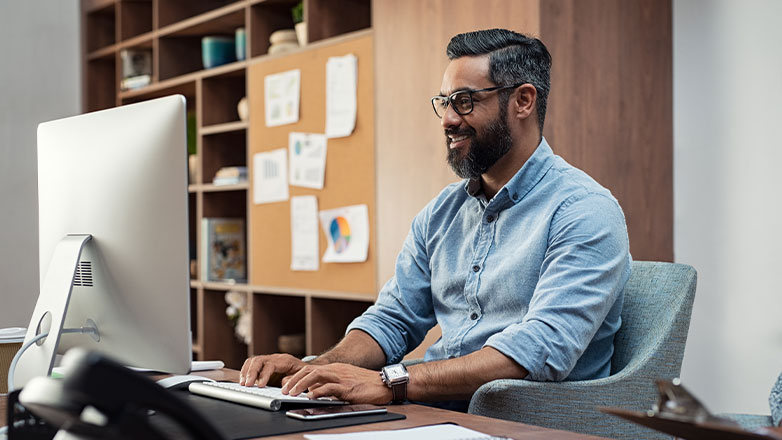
[237,97,249,122]
[295,21,307,46]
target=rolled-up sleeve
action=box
[484,192,631,381]
[347,208,437,365]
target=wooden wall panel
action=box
[540,0,673,261]
[373,0,541,288]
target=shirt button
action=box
[487,215,494,223]
[470,312,479,320]
[472,265,480,272]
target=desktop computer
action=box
[12,95,192,389]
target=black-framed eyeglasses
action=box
[431,83,524,118]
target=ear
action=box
[510,84,537,121]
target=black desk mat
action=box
[154,390,406,439]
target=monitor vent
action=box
[73,261,93,287]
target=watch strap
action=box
[390,380,407,403]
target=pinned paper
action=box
[325,54,357,138]
[253,149,289,204]
[289,132,327,189]
[265,69,301,127]
[319,204,368,263]
[290,195,319,271]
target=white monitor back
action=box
[15,95,191,388]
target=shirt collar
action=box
[464,137,555,205]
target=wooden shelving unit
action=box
[82,0,373,368]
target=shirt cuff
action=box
[484,321,552,381]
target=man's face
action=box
[439,56,514,180]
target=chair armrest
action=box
[469,377,666,440]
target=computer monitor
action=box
[13,95,191,389]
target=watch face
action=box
[384,364,407,380]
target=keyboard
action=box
[188,381,347,411]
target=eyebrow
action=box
[438,87,472,96]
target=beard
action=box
[445,111,513,180]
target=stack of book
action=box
[120,49,152,91]
[213,166,247,186]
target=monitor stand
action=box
[14,234,99,389]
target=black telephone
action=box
[17,348,226,440]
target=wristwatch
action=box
[380,363,409,404]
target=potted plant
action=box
[292,2,306,46]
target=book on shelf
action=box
[201,218,246,283]
[120,74,151,91]
[120,49,152,91]
[212,166,248,186]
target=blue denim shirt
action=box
[348,138,631,381]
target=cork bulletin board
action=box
[248,32,375,295]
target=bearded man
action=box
[240,28,631,411]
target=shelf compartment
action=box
[203,189,247,218]
[85,2,116,52]
[309,298,372,354]
[158,0,240,29]
[306,0,371,44]
[202,130,247,185]
[251,293,305,355]
[199,182,249,192]
[85,58,116,112]
[202,288,248,368]
[249,0,298,57]
[119,0,153,41]
[160,3,246,38]
[202,70,246,126]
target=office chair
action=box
[468,261,698,440]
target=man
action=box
[240,29,631,409]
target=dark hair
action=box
[447,29,551,133]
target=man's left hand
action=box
[280,362,392,405]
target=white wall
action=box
[675,0,782,414]
[0,2,81,326]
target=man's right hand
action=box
[239,353,308,387]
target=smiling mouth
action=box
[448,134,470,149]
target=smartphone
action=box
[285,404,387,420]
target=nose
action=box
[440,103,463,129]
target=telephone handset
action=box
[18,348,226,440]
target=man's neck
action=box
[480,135,541,200]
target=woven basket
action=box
[1,342,23,393]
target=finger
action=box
[240,357,252,384]
[289,368,338,396]
[281,366,313,395]
[307,383,344,401]
[242,356,264,386]
[256,360,277,388]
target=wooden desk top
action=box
[6,368,776,439]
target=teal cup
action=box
[235,28,246,61]
[202,36,236,69]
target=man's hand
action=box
[239,353,308,387]
[280,363,392,405]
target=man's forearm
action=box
[311,329,387,369]
[407,346,528,401]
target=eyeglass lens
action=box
[433,91,473,118]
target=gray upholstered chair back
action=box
[611,261,697,378]
[468,261,698,440]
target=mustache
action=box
[444,127,475,138]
